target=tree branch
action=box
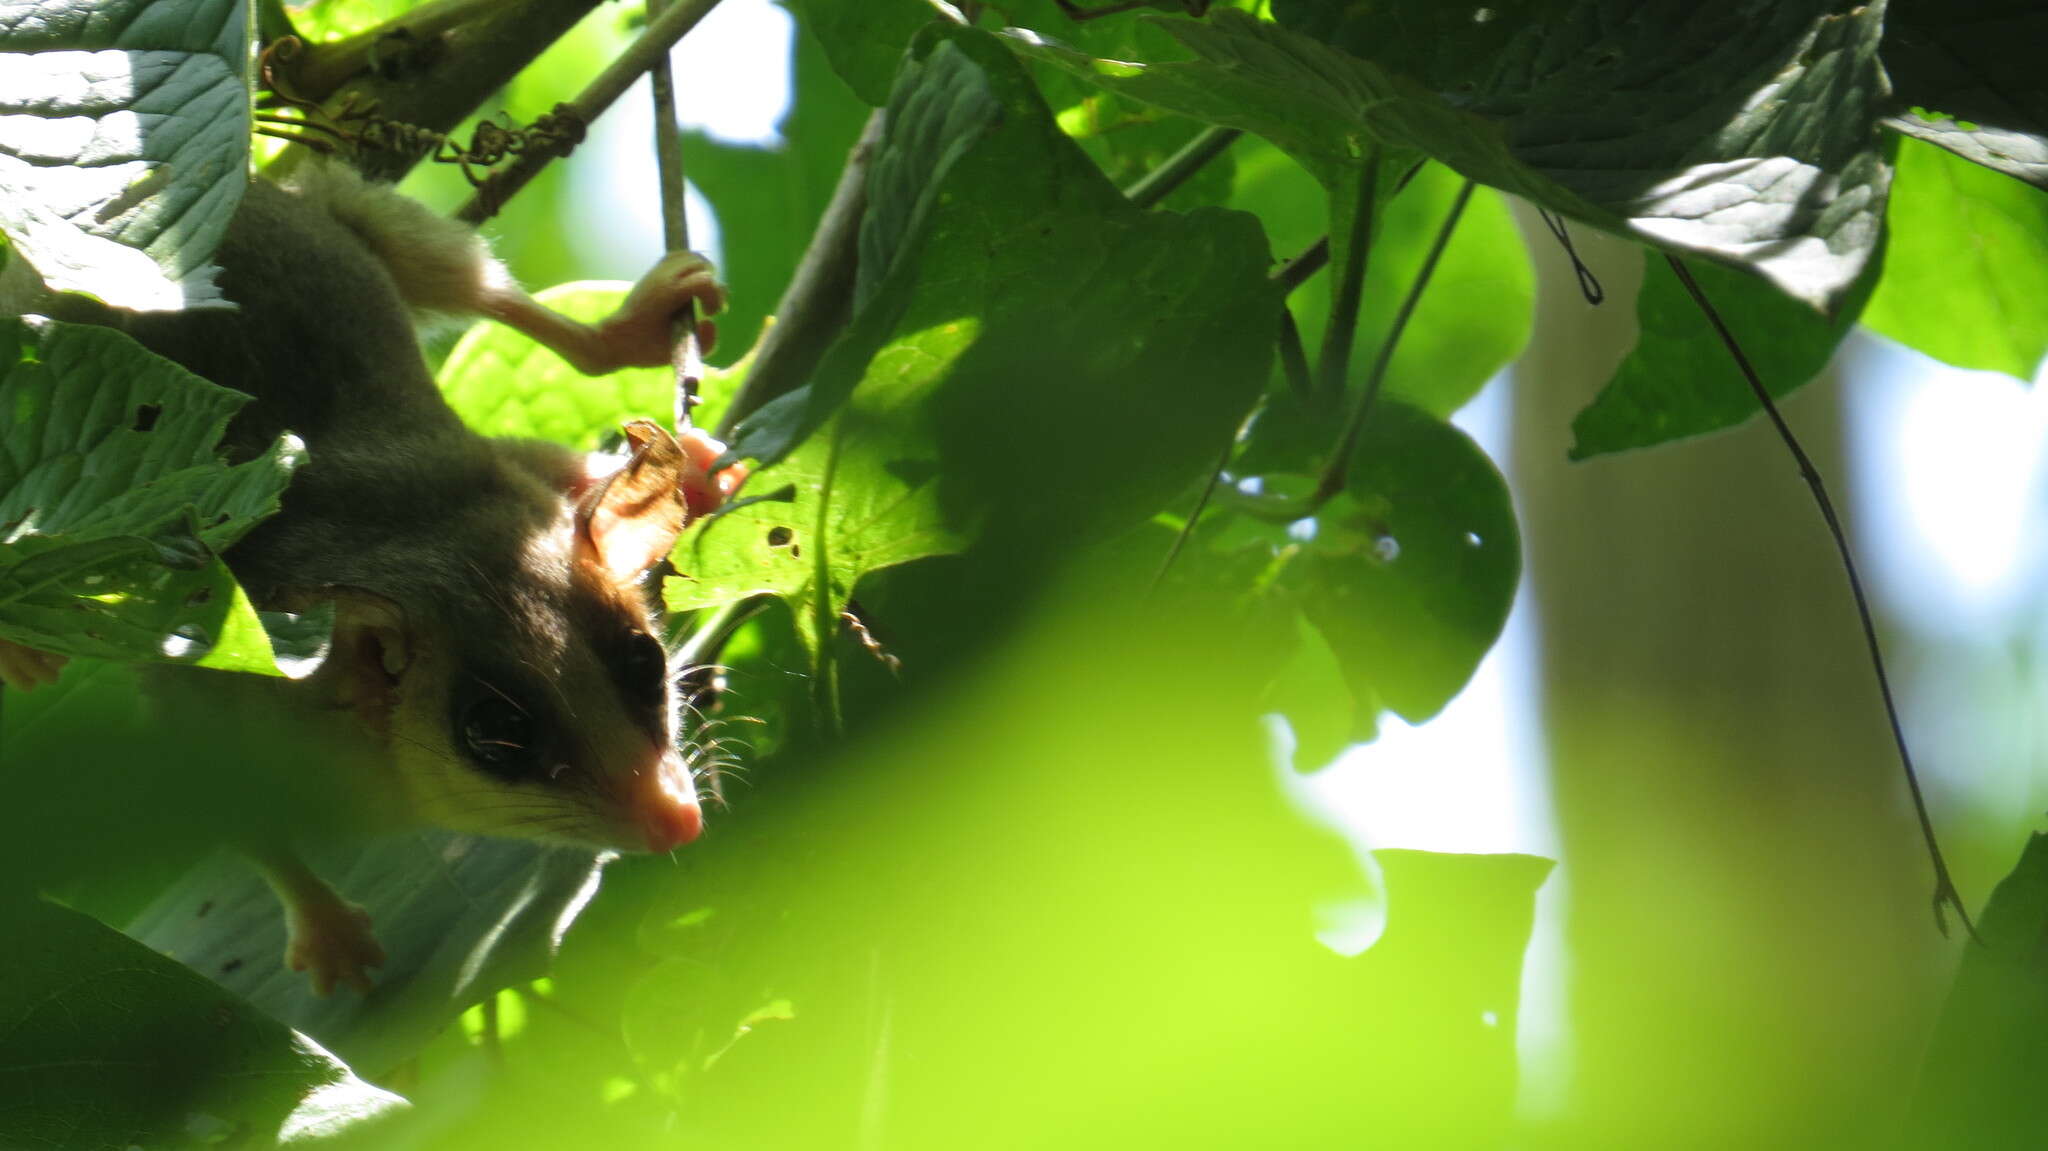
[455,0,725,224]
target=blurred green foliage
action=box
[3,0,2048,1147]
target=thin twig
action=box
[455,0,724,224]
[1121,126,1242,210]
[1661,252,1977,941]
[1538,207,1604,305]
[646,0,704,431]
[1275,237,1330,295]
[1309,179,1475,504]
[1147,439,1233,598]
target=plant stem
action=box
[717,110,885,436]
[646,0,705,431]
[1314,152,1380,398]
[456,0,724,224]
[1275,307,1312,400]
[1661,252,1977,941]
[1308,178,1472,503]
[1122,127,1242,210]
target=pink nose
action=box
[636,758,704,852]
[643,799,702,852]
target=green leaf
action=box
[0,0,251,310]
[1297,401,1518,731]
[0,317,305,674]
[1881,0,2048,189]
[0,896,403,1149]
[1002,0,1236,212]
[1863,138,2048,380]
[1030,4,1892,312]
[1908,832,2048,1143]
[688,28,1280,628]
[1571,251,1878,459]
[437,282,747,447]
[1263,612,1355,771]
[127,835,607,1077]
[784,0,934,106]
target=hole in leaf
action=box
[767,526,793,547]
[133,403,161,431]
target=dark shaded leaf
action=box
[1908,833,2048,1144]
[687,28,1280,632]
[0,897,402,1149]
[1297,400,1518,732]
[1571,251,1877,459]
[1029,3,1891,312]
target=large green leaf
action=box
[1882,0,2048,190]
[0,897,403,1149]
[1571,252,1878,459]
[1295,400,1519,735]
[0,317,304,673]
[0,0,250,310]
[1863,138,2048,380]
[127,835,607,1079]
[678,27,1280,630]
[1029,4,1891,312]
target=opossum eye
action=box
[619,630,667,707]
[459,693,540,777]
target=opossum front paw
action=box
[0,639,67,691]
[284,897,386,997]
[676,426,750,521]
[596,252,726,371]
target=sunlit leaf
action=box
[1863,138,2048,380]
[0,0,250,310]
[0,317,304,674]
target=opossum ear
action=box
[575,420,688,582]
[274,587,412,738]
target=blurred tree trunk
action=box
[1510,219,1947,1147]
